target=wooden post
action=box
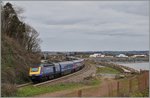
[137,76,141,91]
[146,73,149,88]
[109,83,112,96]
[78,89,82,97]
[129,79,132,93]
[147,73,149,88]
[144,74,147,89]
[108,83,110,97]
[117,81,120,96]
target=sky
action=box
[5,1,149,51]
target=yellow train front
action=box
[29,63,58,83]
[29,64,43,82]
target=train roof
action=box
[32,63,55,67]
[59,61,73,65]
[31,58,84,67]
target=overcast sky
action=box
[6,1,149,51]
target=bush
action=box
[131,88,149,97]
[1,83,17,97]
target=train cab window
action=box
[31,68,39,72]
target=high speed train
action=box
[29,59,84,83]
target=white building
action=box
[131,55,146,58]
[105,55,114,58]
[116,54,128,58]
[89,53,105,58]
[100,55,105,57]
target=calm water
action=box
[116,62,149,71]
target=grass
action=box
[16,78,100,97]
[96,66,121,74]
[131,88,149,97]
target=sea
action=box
[116,62,149,71]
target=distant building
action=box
[89,53,105,58]
[131,55,147,58]
[105,55,114,58]
[116,54,128,58]
[100,55,105,57]
[89,53,100,57]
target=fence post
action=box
[142,73,145,90]
[110,83,112,96]
[144,73,147,89]
[117,81,120,96]
[137,76,141,91]
[78,89,82,97]
[108,83,111,97]
[129,79,132,93]
[146,72,149,88]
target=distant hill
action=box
[42,50,149,56]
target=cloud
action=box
[97,1,149,16]
[6,1,149,51]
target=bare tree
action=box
[14,5,26,21]
[25,24,41,52]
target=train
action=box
[29,59,85,83]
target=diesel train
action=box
[29,59,84,83]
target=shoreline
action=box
[113,62,149,71]
[113,61,149,64]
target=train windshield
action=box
[31,68,39,72]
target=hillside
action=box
[1,2,41,96]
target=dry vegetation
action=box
[1,2,41,97]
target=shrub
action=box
[1,83,17,97]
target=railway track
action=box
[17,60,94,88]
[16,82,33,88]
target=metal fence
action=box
[63,70,149,97]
